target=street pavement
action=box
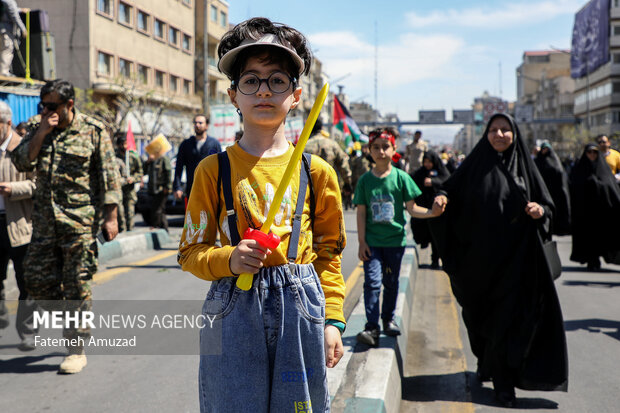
[401,235,620,412]
[0,211,362,412]
[1,212,619,412]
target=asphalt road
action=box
[0,210,362,413]
[401,235,620,412]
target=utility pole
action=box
[374,20,378,112]
[499,61,502,98]
[203,0,209,115]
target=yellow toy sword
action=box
[236,83,330,290]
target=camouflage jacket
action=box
[10,110,122,233]
[349,154,371,190]
[305,133,352,186]
[116,150,143,190]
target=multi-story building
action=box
[516,50,575,145]
[572,0,620,138]
[20,0,202,149]
[195,0,230,107]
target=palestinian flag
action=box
[333,96,368,150]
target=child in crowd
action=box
[177,17,346,413]
[354,128,443,347]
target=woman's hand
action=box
[525,202,544,219]
[229,239,271,275]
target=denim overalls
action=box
[199,153,329,413]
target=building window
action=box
[138,65,149,85]
[98,51,113,76]
[182,33,191,52]
[615,26,620,36]
[614,82,620,94]
[220,11,227,27]
[97,0,113,16]
[183,79,191,95]
[118,2,132,25]
[119,58,132,78]
[211,5,217,22]
[183,0,191,5]
[169,27,179,47]
[137,11,149,33]
[616,0,619,8]
[155,70,165,89]
[154,19,166,40]
[169,75,178,92]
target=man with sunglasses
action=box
[10,79,121,374]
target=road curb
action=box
[330,245,418,413]
[97,229,172,263]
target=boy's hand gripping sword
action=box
[236,83,330,291]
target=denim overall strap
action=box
[287,154,310,263]
[217,151,241,246]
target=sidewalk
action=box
[328,241,420,413]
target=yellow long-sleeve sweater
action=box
[178,142,347,323]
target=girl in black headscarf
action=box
[430,114,568,407]
[410,151,450,268]
[569,143,620,270]
[535,141,571,235]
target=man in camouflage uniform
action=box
[115,133,142,231]
[305,119,352,207]
[405,130,429,174]
[350,143,371,195]
[143,151,172,232]
[11,79,121,374]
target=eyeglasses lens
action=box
[237,72,292,95]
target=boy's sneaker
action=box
[382,319,401,337]
[58,352,87,374]
[356,328,380,347]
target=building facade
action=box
[573,1,620,138]
[20,0,202,148]
[516,50,575,146]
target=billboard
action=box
[482,101,508,123]
[571,0,610,78]
[452,110,473,124]
[419,110,445,124]
[210,104,241,148]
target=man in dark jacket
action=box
[173,114,221,202]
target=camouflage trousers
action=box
[122,187,137,231]
[24,231,97,346]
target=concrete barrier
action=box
[98,229,172,263]
[329,245,418,413]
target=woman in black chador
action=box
[535,141,571,235]
[569,143,620,270]
[431,114,568,407]
[410,151,450,268]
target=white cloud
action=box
[309,31,464,90]
[406,0,583,29]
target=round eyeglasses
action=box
[233,71,296,95]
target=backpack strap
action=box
[287,156,311,263]
[217,151,241,246]
[302,153,315,232]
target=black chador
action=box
[535,142,571,235]
[569,143,620,268]
[430,114,568,397]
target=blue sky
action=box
[228,0,583,143]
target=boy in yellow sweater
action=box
[177,17,346,412]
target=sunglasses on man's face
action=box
[38,101,65,111]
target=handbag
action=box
[543,240,562,280]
